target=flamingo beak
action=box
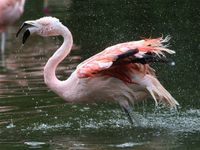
[16,22,35,44]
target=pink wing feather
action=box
[77,36,174,83]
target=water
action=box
[0,0,200,149]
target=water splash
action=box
[6,119,16,129]
[109,142,146,148]
[19,108,200,134]
[24,141,46,148]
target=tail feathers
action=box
[145,75,179,108]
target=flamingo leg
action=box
[120,102,141,126]
[1,32,6,54]
[121,105,134,125]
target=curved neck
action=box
[44,25,73,89]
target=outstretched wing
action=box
[76,36,174,83]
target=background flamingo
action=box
[16,17,179,124]
[43,0,50,15]
[0,0,25,53]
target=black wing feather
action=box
[113,49,168,65]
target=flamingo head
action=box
[16,17,65,44]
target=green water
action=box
[0,0,200,149]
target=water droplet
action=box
[170,61,175,66]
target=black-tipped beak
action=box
[16,23,30,38]
[16,22,35,44]
[22,29,30,44]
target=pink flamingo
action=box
[16,17,179,124]
[0,0,25,53]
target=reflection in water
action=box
[0,106,17,113]
[0,0,200,150]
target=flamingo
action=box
[0,0,25,53]
[16,17,179,125]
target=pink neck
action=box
[44,26,73,90]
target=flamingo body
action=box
[0,0,25,51]
[17,17,179,124]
